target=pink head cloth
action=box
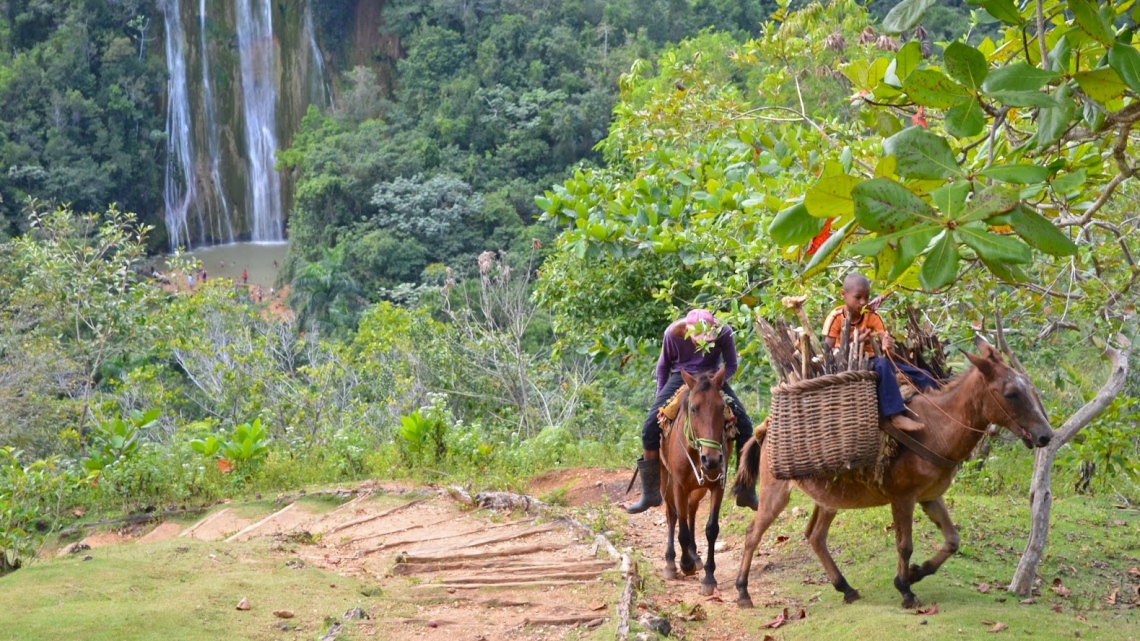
[684,309,717,342]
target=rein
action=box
[665,390,726,488]
[884,351,988,435]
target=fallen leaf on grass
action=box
[1127,566,1139,579]
[977,583,991,594]
[915,604,939,615]
[763,636,777,641]
[678,604,707,622]
[1052,604,1063,613]
[989,622,1008,633]
[774,535,790,544]
[273,610,294,619]
[1019,598,1036,605]
[1105,588,1120,605]
[588,601,606,611]
[235,597,250,611]
[762,608,788,629]
[705,587,723,602]
[1051,578,1071,598]
[1076,615,1088,623]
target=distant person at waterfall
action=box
[273,260,279,270]
[242,269,248,284]
[187,273,194,289]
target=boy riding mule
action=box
[659,367,732,594]
[732,337,1053,609]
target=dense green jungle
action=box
[0,0,1138,636]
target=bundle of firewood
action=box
[755,298,949,385]
[755,296,871,385]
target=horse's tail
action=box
[733,421,765,494]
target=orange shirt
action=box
[823,305,886,357]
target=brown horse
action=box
[732,339,1054,609]
[659,368,730,595]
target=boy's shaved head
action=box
[842,273,870,293]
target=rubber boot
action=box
[733,443,758,511]
[625,457,663,514]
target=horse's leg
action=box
[805,505,860,603]
[700,485,724,596]
[890,497,922,609]
[664,493,678,580]
[734,475,791,608]
[678,489,698,576]
[907,498,960,585]
[686,489,704,571]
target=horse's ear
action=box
[712,366,726,389]
[680,370,697,389]
[973,334,1002,362]
[964,350,996,377]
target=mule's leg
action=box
[734,473,791,608]
[664,498,678,580]
[685,489,705,571]
[804,505,860,603]
[907,498,960,585]
[700,486,725,596]
[890,498,922,609]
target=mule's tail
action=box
[733,419,766,495]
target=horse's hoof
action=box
[901,595,922,609]
[680,564,698,576]
[699,582,716,596]
[664,567,677,581]
[737,597,754,609]
[691,558,704,572]
[843,589,862,604]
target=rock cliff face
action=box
[157,0,385,248]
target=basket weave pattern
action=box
[767,371,881,480]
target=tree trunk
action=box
[1009,334,1132,595]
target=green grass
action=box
[0,538,379,641]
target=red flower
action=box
[805,218,833,257]
[911,106,928,129]
[217,458,235,474]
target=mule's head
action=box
[680,367,728,472]
[964,336,1053,449]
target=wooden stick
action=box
[595,534,620,561]
[342,514,461,544]
[392,559,615,576]
[523,615,608,626]
[323,497,430,535]
[433,570,605,584]
[397,542,562,563]
[838,315,851,373]
[225,503,298,542]
[179,508,231,538]
[360,517,536,553]
[402,524,558,557]
[617,553,637,641]
[413,579,588,590]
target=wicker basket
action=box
[767,371,881,480]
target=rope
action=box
[884,350,988,435]
[666,390,726,488]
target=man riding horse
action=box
[625,309,759,513]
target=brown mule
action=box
[732,338,1054,609]
[659,368,730,595]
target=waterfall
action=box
[304,1,333,108]
[199,0,234,243]
[160,0,198,250]
[235,0,284,242]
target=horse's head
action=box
[680,367,728,473]
[964,336,1053,449]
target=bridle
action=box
[664,389,727,488]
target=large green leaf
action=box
[883,0,937,34]
[981,62,1060,93]
[1108,43,1140,94]
[919,231,960,290]
[848,235,890,256]
[1009,206,1078,256]
[804,175,861,218]
[883,127,962,179]
[979,164,1051,184]
[930,181,971,219]
[903,69,970,108]
[804,220,855,279]
[959,223,1033,263]
[944,99,985,137]
[768,203,825,246]
[853,177,937,234]
[1074,68,1128,103]
[943,42,989,90]
[1036,83,1075,149]
[986,90,1058,108]
[893,226,940,281]
[981,256,1029,282]
[1069,0,1115,47]
[967,0,1023,25]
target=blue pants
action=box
[872,357,938,417]
[642,371,752,452]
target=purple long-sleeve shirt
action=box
[655,323,738,394]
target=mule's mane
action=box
[920,361,983,398]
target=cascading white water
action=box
[199,0,234,243]
[304,1,333,108]
[235,0,284,242]
[160,0,198,250]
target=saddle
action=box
[658,385,738,442]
